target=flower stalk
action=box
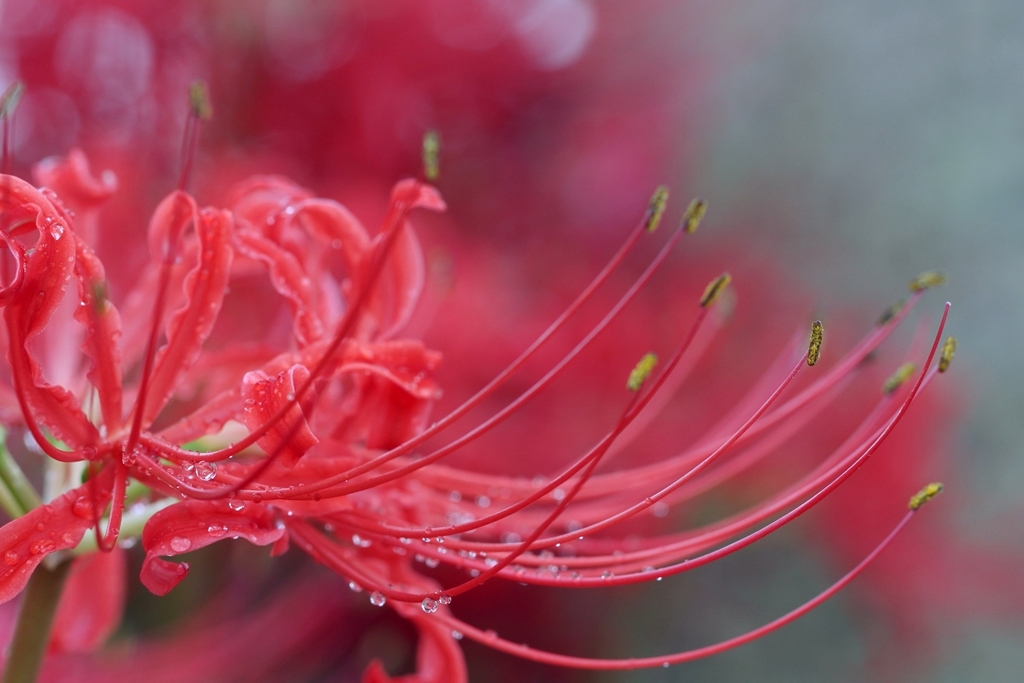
[2,559,70,683]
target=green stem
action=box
[0,428,41,516]
[2,561,71,683]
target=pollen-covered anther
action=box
[0,81,24,119]
[422,130,441,181]
[699,272,731,308]
[807,321,824,366]
[908,482,944,511]
[909,270,945,293]
[188,81,213,121]
[644,186,669,232]
[681,198,707,234]
[627,353,658,392]
[883,362,917,395]
[938,336,957,373]
[876,298,905,326]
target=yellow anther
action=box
[0,82,24,119]
[188,81,213,121]
[909,271,945,293]
[699,272,731,308]
[627,353,659,392]
[422,130,441,181]
[882,362,916,395]
[807,321,824,366]
[681,198,707,234]
[908,482,943,511]
[644,186,669,232]
[938,336,957,373]
[876,298,905,326]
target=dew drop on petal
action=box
[227,499,245,511]
[369,592,386,607]
[348,581,362,593]
[29,540,56,555]
[421,598,438,613]
[169,537,191,552]
[206,524,227,537]
[4,551,18,566]
[425,557,440,569]
[195,461,217,481]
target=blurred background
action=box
[0,0,1022,681]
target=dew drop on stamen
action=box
[438,594,452,605]
[451,630,463,640]
[169,537,191,552]
[369,592,386,607]
[421,598,438,613]
[195,461,217,481]
[348,581,362,593]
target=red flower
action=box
[0,132,954,680]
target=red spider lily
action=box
[0,110,955,681]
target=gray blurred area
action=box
[651,0,1024,680]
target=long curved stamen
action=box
[428,505,923,670]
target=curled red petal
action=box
[143,207,234,426]
[73,236,124,435]
[0,469,114,604]
[140,500,284,596]
[234,228,324,346]
[241,364,319,468]
[147,190,197,264]
[49,547,126,653]
[32,149,116,247]
[2,175,98,448]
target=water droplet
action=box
[425,557,440,569]
[252,493,263,503]
[552,488,566,502]
[29,540,56,555]
[351,534,371,548]
[206,524,227,537]
[348,581,362,593]
[122,448,137,466]
[438,594,451,605]
[4,551,18,566]
[369,592,386,607]
[182,461,195,472]
[72,496,94,520]
[451,630,463,640]
[651,502,669,518]
[170,537,191,552]
[475,495,490,508]
[195,461,217,481]
[228,499,245,511]
[448,490,462,502]
[421,598,438,613]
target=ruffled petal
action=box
[0,469,114,604]
[240,364,318,468]
[140,500,284,596]
[73,236,124,434]
[1,176,98,448]
[361,614,467,683]
[32,149,117,247]
[142,206,234,426]
[49,547,126,653]
[233,228,324,346]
